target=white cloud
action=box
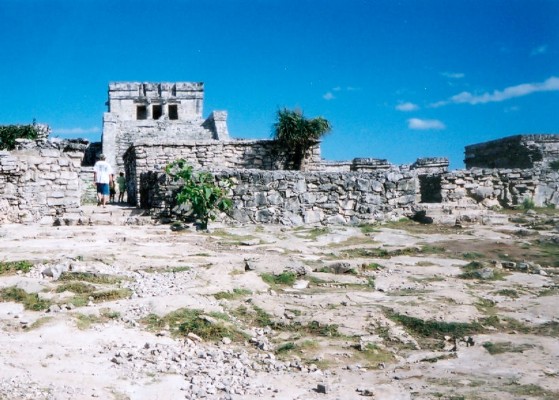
[396,102,419,112]
[323,86,360,100]
[408,118,446,130]
[53,127,101,135]
[441,72,465,79]
[432,76,559,107]
[531,45,548,56]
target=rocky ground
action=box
[0,205,558,400]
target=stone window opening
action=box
[168,104,178,120]
[136,105,147,120]
[152,105,163,120]
[419,175,442,203]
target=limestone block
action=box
[303,209,323,224]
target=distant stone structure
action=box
[465,134,559,169]
[102,82,229,172]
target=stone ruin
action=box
[0,81,558,225]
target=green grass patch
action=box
[482,341,535,355]
[74,313,102,330]
[462,252,484,260]
[358,223,380,234]
[58,272,126,285]
[213,288,252,300]
[142,308,245,342]
[358,343,396,367]
[55,282,96,294]
[0,287,51,311]
[362,262,384,270]
[502,383,559,400]
[0,260,33,276]
[387,311,484,339]
[494,289,519,298]
[261,272,297,287]
[294,226,330,240]
[275,342,296,353]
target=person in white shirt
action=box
[93,154,114,207]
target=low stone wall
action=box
[141,168,418,225]
[0,148,83,223]
[124,139,321,206]
[440,168,559,207]
[140,163,559,226]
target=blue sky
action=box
[1,0,557,169]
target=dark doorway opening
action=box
[152,105,163,120]
[419,175,442,203]
[136,105,147,120]
[168,104,178,120]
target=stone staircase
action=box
[55,204,155,226]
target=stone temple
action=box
[103,82,229,171]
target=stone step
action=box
[54,204,154,226]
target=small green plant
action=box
[363,262,383,270]
[0,260,33,276]
[213,288,252,300]
[261,272,297,287]
[166,159,232,229]
[549,159,559,171]
[521,197,535,210]
[275,342,296,353]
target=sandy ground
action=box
[0,205,558,399]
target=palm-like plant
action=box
[273,108,331,170]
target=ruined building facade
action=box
[102,82,229,172]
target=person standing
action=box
[93,154,113,207]
[116,172,126,203]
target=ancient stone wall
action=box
[0,148,83,223]
[123,139,322,206]
[440,168,559,208]
[139,161,559,226]
[464,134,559,169]
[141,168,418,225]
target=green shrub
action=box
[549,159,559,171]
[166,160,232,229]
[261,271,297,286]
[521,198,535,210]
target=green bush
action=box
[521,198,535,210]
[166,160,232,229]
[549,159,559,171]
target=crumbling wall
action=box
[0,148,83,223]
[441,168,559,208]
[141,168,418,225]
[123,139,322,206]
[465,134,559,169]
